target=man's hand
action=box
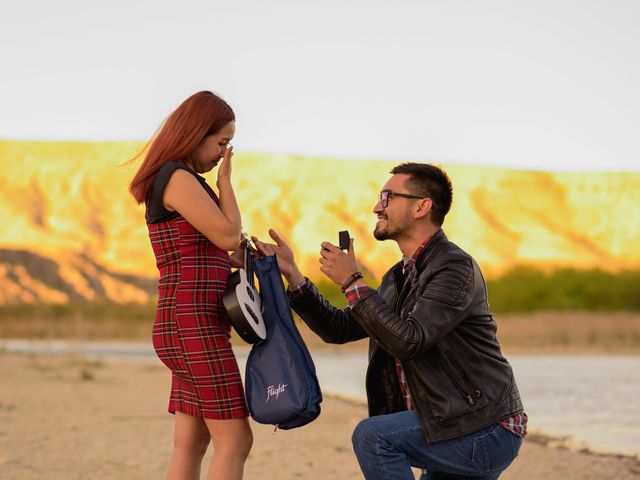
[252,229,305,286]
[319,237,359,286]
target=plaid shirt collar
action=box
[401,232,436,276]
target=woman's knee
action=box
[210,420,253,460]
[173,412,211,457]
[174,430,211,458]
[215,432,252,461]
[233,427,253,459]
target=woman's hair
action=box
[129,91,235,204]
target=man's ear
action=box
[414,198,433,219]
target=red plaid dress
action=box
[146,163,248,419]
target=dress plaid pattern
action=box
[147,179,248,420]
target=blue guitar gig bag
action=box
[245,254,322,429]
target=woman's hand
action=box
[229,244,245,269]
[217,144,233,185]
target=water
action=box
[2,340,639,458]
[508,355,640,458]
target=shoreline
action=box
[2,310,640,355]
[2,337,640,462]
[326,391,640,463]
[2,350,640,479]
[4,333,640,356]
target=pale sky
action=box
[1,0,639,171]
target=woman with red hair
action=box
[130,91,252,480]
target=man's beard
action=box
[373,213,411,241]
[373,216,398,241]
[373,224,392,241]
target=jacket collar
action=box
[414,228,446,272]
[389,228,447,284]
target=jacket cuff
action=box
[347,287,377,310]
[287,277,312,303]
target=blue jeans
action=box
[351,410,522,480]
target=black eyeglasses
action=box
[378,190,426,208]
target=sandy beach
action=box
[1,350,639,480]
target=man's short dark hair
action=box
[390,163,453,226]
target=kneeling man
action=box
[254,163,526,479]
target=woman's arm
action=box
[163,149,242,251]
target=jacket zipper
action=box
[391,267,406,314]
[393,271,414,316]
[444,351,482,406]
[440,360,475,406]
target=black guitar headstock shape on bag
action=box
[223,238,267,344]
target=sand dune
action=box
[1,140,639,303]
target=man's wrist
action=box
[344,280,371,306]
[285,267,305,288]
[341,271,364,293]
[347,279,367,290]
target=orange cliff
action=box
[1,140,639,304]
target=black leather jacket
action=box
[290,229,524,442]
